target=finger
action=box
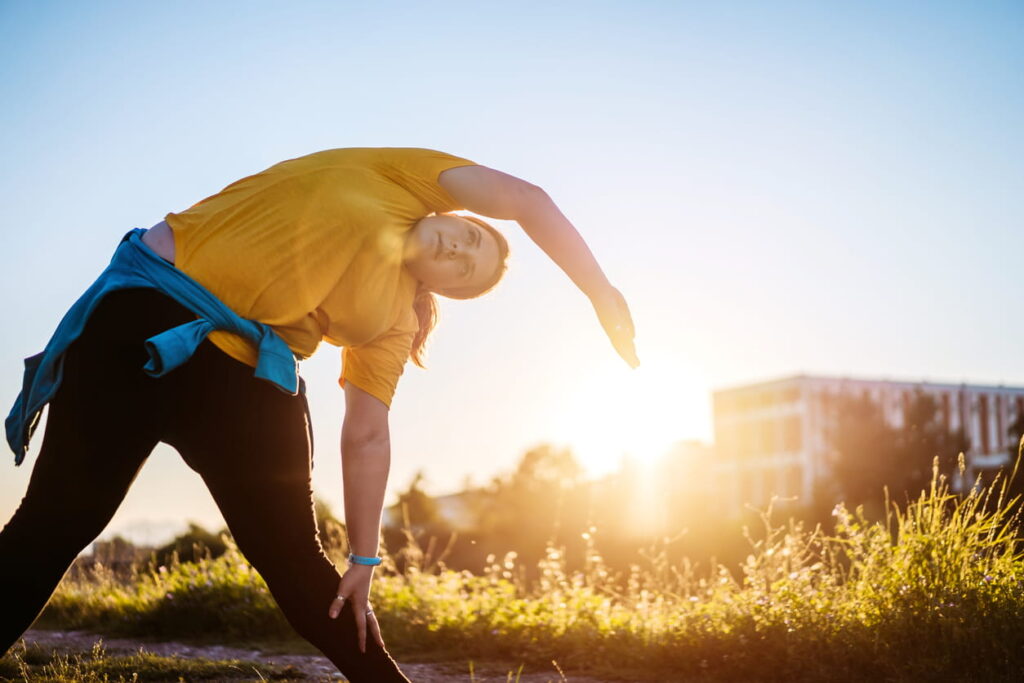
[368,611,385,649]
[606,322,638,367]
[329,593,346,619]
[354,607,367,653]
[616,338,640,368]
[615,294,635,338]
[620,302,635,338]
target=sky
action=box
[1,0,1022,546]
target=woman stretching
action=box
[0,147,638,681]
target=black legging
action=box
[0,287,411,682]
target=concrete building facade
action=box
[711,375,1024,512]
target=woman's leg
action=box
[0,289,187,653]
[162,339,411,683]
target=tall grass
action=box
[33,456,1024,682]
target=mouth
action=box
[434,232,442,260]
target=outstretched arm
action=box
[439,164,639,368]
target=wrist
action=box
[348,552,383,567]
[586,280,616,302]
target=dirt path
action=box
[17,629,622,682]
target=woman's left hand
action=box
[589,285,639,368]
[329,563,384,653]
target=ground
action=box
[16,629,622,682]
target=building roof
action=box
[712,373,1024,397]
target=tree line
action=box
[83,393,1024,582]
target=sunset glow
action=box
[552,353,705,477]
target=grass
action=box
[28,455,1024,682]
[0,640,302,682]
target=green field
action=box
[10,458,1024,682]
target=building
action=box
[712,374,1024,512]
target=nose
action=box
[446,238,461,258]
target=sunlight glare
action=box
[552,352,705,478]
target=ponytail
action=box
[410,284,438,368]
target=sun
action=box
[550,352,707,478]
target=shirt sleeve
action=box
[339,321,416,408]
[378,148,478,214]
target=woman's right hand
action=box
[329,563,384,653]
[589,284,640,369]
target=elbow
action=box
[341,426,391,455]
[512,182,551,220]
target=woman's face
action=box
[403,215,501,297]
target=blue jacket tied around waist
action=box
[5,228,302,466]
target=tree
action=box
[896,390,969,496]
[470,443,586,544]
[826,392,900,513]
[390,470,444,531]
[825,390,968,515]
[154,522,229,566]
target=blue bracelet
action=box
[348,552,382,566]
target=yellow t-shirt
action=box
[164,147,476,407]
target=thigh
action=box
[2,288,182,547]
[166,355,343,631]
[39,287,196,479]
[161,337,314,488]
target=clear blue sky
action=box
[2,0,1022,545]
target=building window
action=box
[979,395,990,455]
[739,422,756,457]
[785,464,803,499]
[761,468,774,504]
[715,427,731,458]
[960,392,970,439]
[760,419,778,454]
[783,416,802,452]
[740,470,755,505]
[996,395,1005,452]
